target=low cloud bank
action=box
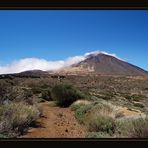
[0,50,122,74]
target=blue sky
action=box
[0,10,148,73]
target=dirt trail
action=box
[20,102,86,138]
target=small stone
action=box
[65,129,68,132]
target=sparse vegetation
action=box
[41,89,52,101]
[0,102,40,138]
[133,102,145,108]
[74,102,117,134]
[88,115,116,134]
[75,104,93,123]
[115,117,148,138]
[0,73,148,138]
[124,94,145,102]
[70,103,85,111]
[72,100,148,138]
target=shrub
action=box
[41,89,52,101]
[73,101,119,136]
[0,81,14,104]
[88,115,116,134]
[51,84,86,107]
[75,104,93,123]
[129,117,148,138]
[31,84,50,95]
[70,100,91,111]
[115,117,148,138]
[70,103,84,111]
[0,102,40,137]
[31,86,43,94]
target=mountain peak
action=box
[47,51,147,76]
[71,52,147,76]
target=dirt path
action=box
[20,101,86,138]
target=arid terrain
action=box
[0,73,148,138]
[20,101,86,138]
[0,53,148,138]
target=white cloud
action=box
[84,50,123,60]
[0,50,123,74]
[0,56,85,74]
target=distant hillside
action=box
[0,70,49,79]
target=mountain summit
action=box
[58,53,147,76]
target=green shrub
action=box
[51,84,86,107]
[70,103,87,111]
[73,101,119,136]
[115,117,148,138]
[88,115,116,134]
[0,102,40,137]
[129,117,148,138]
[75,104,93,123]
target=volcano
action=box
[58,53,147,76]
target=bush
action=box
[75,104,93,123]
[70,103,85,111]
[31,86,43,94]
[73,101,119,136]
[0,81,14,104]
[88,115,116,134]
[116,117,148,138]
[129,117,148,138]
[31,84,50,95]
[0,102,40,137]
[41,89,52,101]
[51,84,86,107]
[70,100,91,111]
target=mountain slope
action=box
[58,53,147,76]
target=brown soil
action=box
[116,106,145,117]
[20,101,86,138]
